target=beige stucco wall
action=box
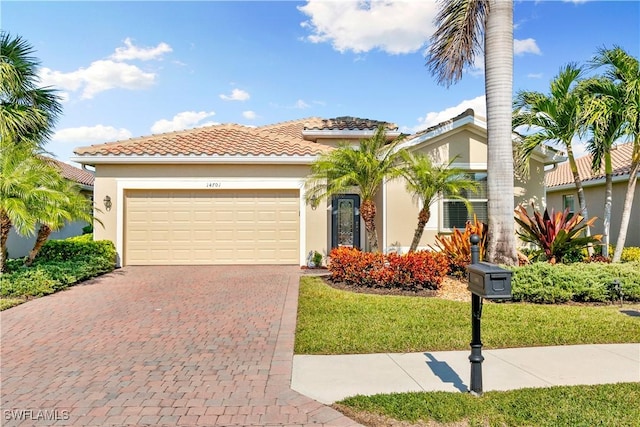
[546,179,640,248]
[381,131,549,252]
[92,162,329,265]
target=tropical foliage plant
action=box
[432,214,487,276]
[0,31,62,148]
[587,46,639,262]
[305,126,404,252]
[400,152,478,253]
[0,143,64,273]
[514,204,602,264]
[513,63,595,255]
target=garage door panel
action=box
[125,189,299,265]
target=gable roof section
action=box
[44,157,94,187]
[545,142,635,188]
[72,116,400,165]
[74,120,331,158]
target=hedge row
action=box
[328,247,450,291]
[1,235,116,300]
[509,262,640,304]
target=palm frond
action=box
[426,0,488,87]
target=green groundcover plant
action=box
[0,235,116,308]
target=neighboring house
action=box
[546,141,640,248]
[6,158,95,258]
[71,109,561,267]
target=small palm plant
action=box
[514,203,602,264]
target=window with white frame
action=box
[441,172,488,230]
[563,194,575,218]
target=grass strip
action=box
[337,382,640,426]
[295,277,640,354]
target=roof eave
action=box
[397,115,486,151]
[547,172,634,191]
[70,154,319,166]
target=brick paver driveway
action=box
[1,266,360,426]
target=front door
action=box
[331,194,360,249]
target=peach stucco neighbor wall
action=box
[546,180,640,248]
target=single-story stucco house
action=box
[71,109,562,267]
[546,141,639,248]
[7,157,94,258]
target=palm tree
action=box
[0,142,64,273]
[305,126,404,252]
[24,177,94,266]
[400,152,479,252]
[0,31,62,148]
[587,47,639,262]
[426,0,517,265]
[579,76,626,258]
[513,63,594,254]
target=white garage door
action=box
[125,189,300,265]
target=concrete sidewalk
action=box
[291,344,640,404]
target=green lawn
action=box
[295,276,640,354]
[337,382,640,427]
[297,277,640,426]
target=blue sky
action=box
[2,1,639,164]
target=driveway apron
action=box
[1,266,360,427]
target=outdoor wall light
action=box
[103,195,112,212]
[310,196,318,210]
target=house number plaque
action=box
[206,182,222,188]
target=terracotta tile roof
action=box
[43,157,95,186]
[74,119,334,157]
[303,116,398,131]
[545,142,635,188]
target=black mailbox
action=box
[467,262,512,299]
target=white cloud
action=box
[410,95,486,133]
[242,110,257,120]
[219,88,250,101]
[527,73,543,79]
[39,60,156,99]
[150,111,217,134]
[293,99,310,109]
[111,37,172,61]
[514,38,541,56]
[298,1,438,54]
[52,125,132,143]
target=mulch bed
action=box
[321,275,472,302]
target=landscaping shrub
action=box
[433,215,487,276]
[36,233,116,264]
[328,247,450,291]
[509,262,640,304]
[621,247,640,263]
[0,236,117,302]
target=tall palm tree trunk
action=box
[613,156,640,262]
[360,198,379,252]
[566,145,593,255]
[601,153,613,258]
[25,224,51,266]
[485,0,517,265]
[0,211,12,274]
[409,207,430,253]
